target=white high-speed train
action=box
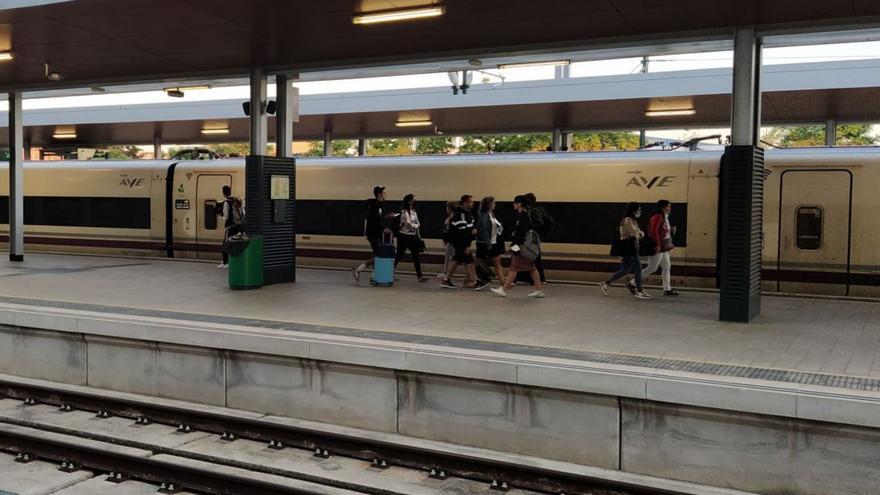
[1,147,878,297]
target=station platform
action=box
[1,253,879,495]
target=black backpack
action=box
[530,207,555,238]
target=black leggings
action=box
[394,234,423,278]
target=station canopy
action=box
[0,1,879,91]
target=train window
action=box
[204,200,218,230]
[795,205,822,250]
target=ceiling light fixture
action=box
[352,5,445,25]
[0,52,13,61]
[645,109,697,117]
[53,132,77,139]
[164,85,210,98]
[395,120,433,127]
[497,59,570,70]
[201,127,230,135]
[176,85,211,91]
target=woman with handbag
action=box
[630,200,678,296]
[491,196,545,298]
[394,194,428,282]
[600,202,651,299]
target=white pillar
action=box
[275,74,299,158]
[249,67,268,156]
[8,91,24,261]
[731,27,762,146]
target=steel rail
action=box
[0,378,682,495]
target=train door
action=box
[196,174,232,260]
[777,170,852,295]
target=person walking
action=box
[491,196,545,298]
[441,195,478,289]
[475,196,504,289]
[218,185,243,269]
[600,202,651,299]
[630,200,679,296]
[516,192,553,284]
[394,194,428,282]
[437,201,457,279]
[352,186,389,281]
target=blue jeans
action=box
[605,255,642,291]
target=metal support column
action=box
[323,130,331,157]
[249,67,268,157]
[7,92,24,262]
[825,120,837,147]
[719,27,764,322]
[638,58,649,150]
[551,128,563,152]
[275,75,299,158]
[153,134,162,160]
[358,138,366,156]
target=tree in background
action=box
[570,132,640,151]
[763,124,878,147]
[206,142,250,157]
[367,138,413,156]
[106,145,142,160]
[459,134,551,153]
[414,136,453,155]
[837,124,878,146]
[304,140,356,157]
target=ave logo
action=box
[120,177,145,188]
[626,175,675,189]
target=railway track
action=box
[0,377,733,495]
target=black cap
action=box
[373,185,386,196]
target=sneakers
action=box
[440,279,456,289]
[490,287,507,297]
[626,280,637,294]
[528,290,546,298]
[635,291,652,299]
[473,280,491,291]
[351,266,361,281]
[217,263,228,269]
[599,282,609,296]
[664,289,680,296]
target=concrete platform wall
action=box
[2,323,879,494]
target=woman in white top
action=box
[599,202,651,299]
[475,196,505,288]
[394,194,428,282]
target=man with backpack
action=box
[491,195,545,298]
[352,186,390,281]
[218,185,244,269]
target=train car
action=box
[2,147,879,297]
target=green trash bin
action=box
[227,235,263,290]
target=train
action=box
[1,147,879,297]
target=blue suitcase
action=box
[370,234,395,287]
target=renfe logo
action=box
[626,175,675,189]
[120,178,145,188]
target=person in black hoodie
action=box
[352,186,389,281]
[441,195,478,289]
